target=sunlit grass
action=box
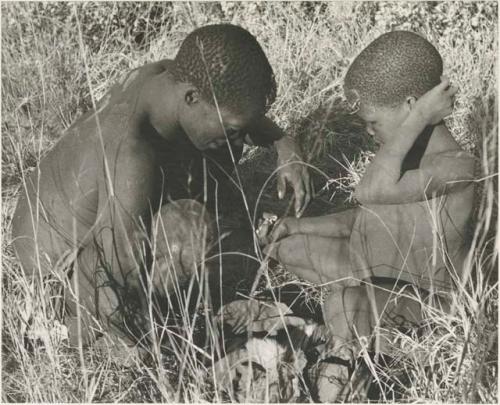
[2,2,497,402]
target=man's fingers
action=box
[277,175,287,200]
[310,177,315,198]
[294,186,305,218]
[303,173,311,200]
[297,180,311,218]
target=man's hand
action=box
[275,135,313,217]
[277,159,313,217]
[247,117,314,217]
[414,76,458,126]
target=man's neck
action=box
[140,72,180,140]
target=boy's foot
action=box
[309,343,354,402]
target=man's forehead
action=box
[345,89,376,119]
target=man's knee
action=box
[152,199,215,276]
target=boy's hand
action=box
[414,76,458,126]
[269,217,300,242]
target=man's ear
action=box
[405,95,417,111]
[185,88,200,106]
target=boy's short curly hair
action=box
[173,24,277,115]
[344,31,443,108]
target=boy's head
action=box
[172,24,277,150]
[344,31,443,143]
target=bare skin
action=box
[265,78,474,289]
[11,59,312,344]
[263,78,475,400]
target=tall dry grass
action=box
[2,2,497,402]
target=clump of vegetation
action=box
[2,2,497,402]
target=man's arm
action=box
[246,116,313,217]
[76,139,158,325]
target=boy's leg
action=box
[314,283,424,402]
[264,234,355,285]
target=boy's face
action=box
[356,102,410,145]
[180,95,256,151]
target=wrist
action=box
[410,103,431,128]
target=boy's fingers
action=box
[439,75,450,88]
[447,85,459,97]
[263,241,280,260]
[269,220,282,241]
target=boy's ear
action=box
[405,96,417,110]
[185,88,200,106]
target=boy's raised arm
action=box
[247,116,314,217]
[355,78,474,205]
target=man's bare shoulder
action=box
[112,59,173,92]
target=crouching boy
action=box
[263,31,475,401]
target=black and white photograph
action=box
[1,1,497,402]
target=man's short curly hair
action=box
[173,24,277,115]
[344,31,443,108]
